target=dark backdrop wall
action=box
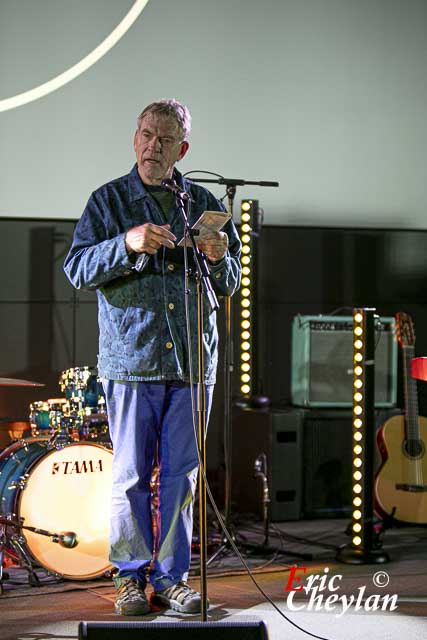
[250,225,427,412]
[0,218,97,421]
[1,219,427,491]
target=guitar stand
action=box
[373,508,397,536]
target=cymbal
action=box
[0,377,45,388]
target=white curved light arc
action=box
[0,0,150,113]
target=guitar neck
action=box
[403,344,420,441]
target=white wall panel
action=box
[1,0,426,227]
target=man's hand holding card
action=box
[177,210,231,262]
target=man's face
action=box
[134,112,189,185]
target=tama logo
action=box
[51,459,104,475]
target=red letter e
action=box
[284,566,307,592]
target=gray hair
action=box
[137,99,192,141]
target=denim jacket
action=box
[64,164,241,384]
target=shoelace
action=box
[118,579,145,602]
[164,582,196,603]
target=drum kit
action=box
[0,367,113,592]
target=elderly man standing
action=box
[64,99,241,615]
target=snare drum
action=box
[0,438,112,579]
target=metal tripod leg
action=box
[207,453,313,565]
[0,548,6,595]
[0,520,9,594]
[9,537,40,586]
[0,516,40,589]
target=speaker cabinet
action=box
[302,409,353,517]
[291,315,397,407]
[231,407,303,521]
[79,620,269,640]
[302,407,399,517]
[231,407,399,520]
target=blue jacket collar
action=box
[128,164,186,203]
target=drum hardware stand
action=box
[166,178,219,622]
[225,453,313,562]
[244,454,312,560]
[210,453,312,562]
[209,452,312,562]
[0,514,75,592]
[254,454,271,547]
[49,430,73,448]
[0,515,40,591]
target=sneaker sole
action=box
[114,601,151,616]
[151,593,208,614]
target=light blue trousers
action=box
[103,380,213,592]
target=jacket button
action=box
[168,303,175,310]
[215,272,222,279]
[165,341,173,349]
[167,264,175,272]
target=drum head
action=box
[18,442,112,579]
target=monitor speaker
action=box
[291,315,397,407]
[79,620,269,640]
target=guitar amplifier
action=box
[291,315,397,408]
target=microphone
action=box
[52,531,79,549]
[23,525,79,548]
[161,178,191,201]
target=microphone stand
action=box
[180,175,313,564]
[0,515,79,593]
[0,515,40,588]
[172,188,219,621]
[185,174,278,564]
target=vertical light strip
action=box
[337,308,389,564]
[351,309,366,548]
[350,307,377,557]
[239,200,257,397]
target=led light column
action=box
[336,307,389,564]
[239,199,258,399]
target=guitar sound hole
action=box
[403,438,424,459]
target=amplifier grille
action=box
[291,315,397,407]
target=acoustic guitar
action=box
[375,311,427,524]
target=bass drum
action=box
[0,438,112,580]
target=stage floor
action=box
[1,517,426,640]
